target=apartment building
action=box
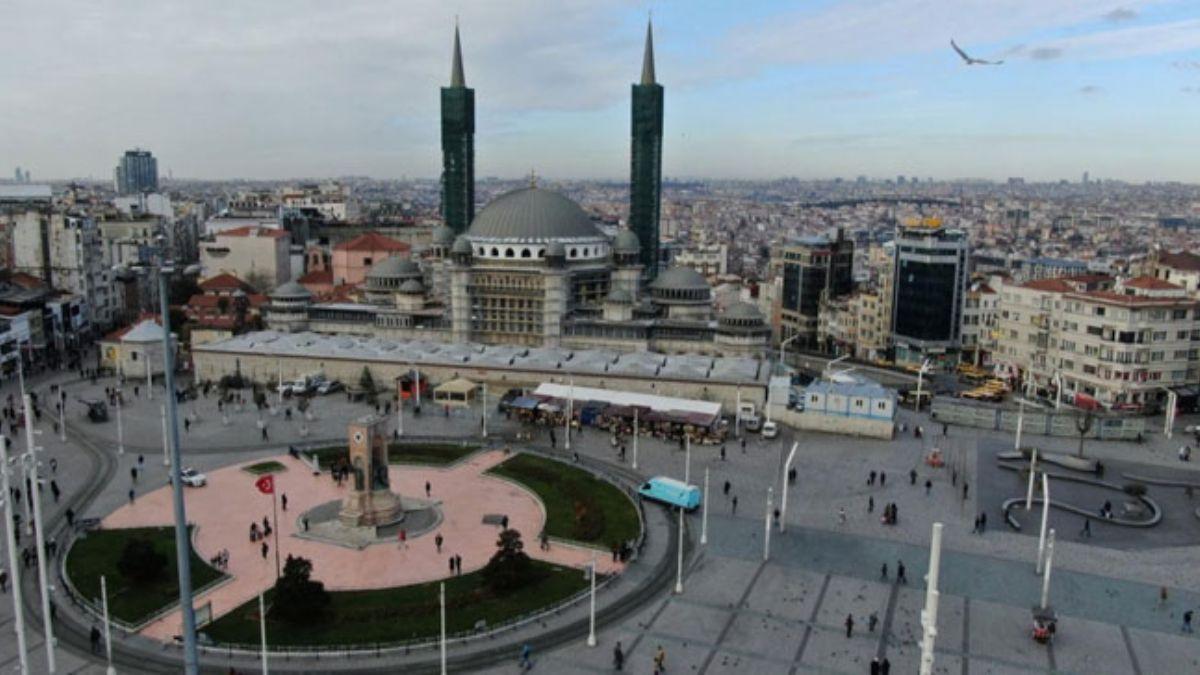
[200,226,291,291]
[961,281,999,367]
[995,274,1198,410]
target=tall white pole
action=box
[481,383,488,438]
[101,575,115,675]
[631,408,639,470]
[586,555,597,647]
[700,467,709,545]
[765,378,773,425]
[915,369,925,411]
[58,391,65,442]
[918,522,944,675]
[1040,529,1056,610]
[116,394,125,455]
[1054,373,1062,410]
[396,389,403,437]
[259,591,268,675]
[674,508,684,594]
[22,394,55,673]
[763,486,773,561]
[780,442,799,533]
[276,359,283,410]
[415,366,421,410]
[1,436,30,675]
[684,434,691,484]
[1025,450,1038,510]
[1036,473,1050,574]
[1015,399,1025,451]
[160,403,169,466]
[565,376,573,451]
[439,582,447,675]
[1165,390,1177,439]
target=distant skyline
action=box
[3,1,1200,182]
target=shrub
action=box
[271,555,330,624]
[482,529,544,594]
[116,538,167,585]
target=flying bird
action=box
[951,40,1003,66]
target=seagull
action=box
[951,39,1003,66]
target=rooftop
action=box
[1157,251,1200,272]
[334,232,411,253]
[1122,275,1183,291]
[199,273,255,293]
[196,331,768,387]
[217,226,289,240]
[0,185,52,202]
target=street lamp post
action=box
[763,486,773,561]
[160,404,169,467]
[1040,529,1056,610]
[631,408,639,470]
[918,522,944,675]
[396,388,403,437]
[115,393,125,455]
[914,358,931,411]
[481,382,488,438]
[1015,398,1025,451]
[1025,450,1039,510]
[735,387,742,438]
[674,508,684,594]
[701,467,709,545]
[100,575,115,675]
[779,441,799,533]
[1036,473,1050,575]
[565,375,574,451]
[586,555,597,647]
[1,436,30,675]
[684,433,691,485]
[439,582,447,675]
[22,395,55,673]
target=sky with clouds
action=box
[3,0,1199,182]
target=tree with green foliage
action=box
[117,538,167,585]
[360,367,378,405]
[270,555,330,624]
[482,529,544,594]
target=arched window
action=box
[538,249,545,258]
[569,248,577,258]
[505,248,515,258]
[477,247,485,256]
[521,248,531,258]
[491,247,500,257]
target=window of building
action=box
[521,248,531,258]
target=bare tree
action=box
[1075,410,1095,458]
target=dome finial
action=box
[640,16,656,85]
[450,21,466,87]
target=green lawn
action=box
[65,526,225,626]
[308,442,479,469]
[487,453,640,549]
[242,460,287,475]
[202,560,586,646]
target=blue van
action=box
[638,476,702,511]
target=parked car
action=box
[316,379,343,395]
[638,476,701,511]
[761,421,779,439]
[744,413,763,433]
[178,467,207,488]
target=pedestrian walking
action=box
[924,479,932,496]
[1160,586,1169,606]
[723,480,731,496]
[871,657,881,675]
[128,488,135,504]
[281,493,288,511]
[880,471,886,487]
[519,642,533,670]
[732,496,738,514]
[613,641,625,670]
[501,515,509,529]
[90,625,102,654]
[909,469,917,486]
[979,512,987,532]
[65,508,74,527]
[880,657,891,674]
[184,418,191,433]
[261,426,268,441]
[963,482,969,500]
[435,532,444,553]
[0,567,7,593]
[261,541,269,559]
[838,507,847,525]
[50,480,60,503]
[897,560,907,584]
[49,458,57,474]
[455,554,462,575]
[868,470,876,486]
[720,445,726,461]
[653,645,666,673]
[868,496,874,513]
[425,480,431,497]
[868,611,879,632]
[881,562,888,580]
[130,466,138,483]
[1183,610,1194,633]
[1080,518,1092,538]
[844,613,854,637]
[398,529,407,549]
[449,556,455,575]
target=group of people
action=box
[209,549,231,570]
[249,516,273,543]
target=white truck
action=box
[278,373,326,396]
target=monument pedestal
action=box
[339,489,404,528]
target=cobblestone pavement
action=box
[3,370,1200,673]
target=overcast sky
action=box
[3,1,1199,182]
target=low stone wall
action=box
[931,398,1146,440]
[772,406,894,440]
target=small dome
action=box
[398,279,425,294]
[614,229,640,253]
[367,255,420,280]
[721,301,763,321]
[432,225,456,246]
[452,236,472,254]
[606,289,633,304]
[546,241,566,257]
[650,266,710,292]
[466,187,602,241]
[271,281,312,300]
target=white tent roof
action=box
[120,319,167,343]
[533,383,722,417]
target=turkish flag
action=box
[255,475,275,495]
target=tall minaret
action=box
[440,23,475,235]
[629,19,663,279]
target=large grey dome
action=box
[614,229,641,253]
[650,266,710,292]
[271,281,312,299]
[720,301,763,322]
[452,236,472,254]
[367,256,420,280]
[431,225,456,247]
[466,187,602,241]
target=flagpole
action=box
[272,486,280,580]
[259,591,268,675]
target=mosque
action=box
[263,23,768,359]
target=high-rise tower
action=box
[629,20,663,278]
[440,24,475,235]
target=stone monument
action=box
[339,414,405,527]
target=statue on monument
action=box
[352,456,365,491]
[339,414,404,527]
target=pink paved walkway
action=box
[101,451,625,640]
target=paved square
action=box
[723,611,807,662]
[969,599,1050,669]
[744,564,827,620]
[1052,615,1135,675]
[652,600,731,644]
